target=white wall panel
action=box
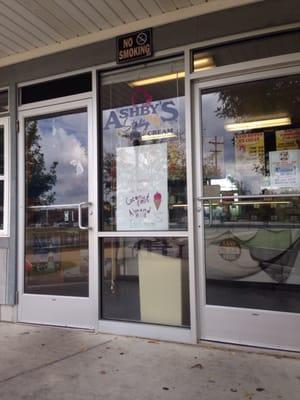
[73,0,112,30]
[57,0,100,33]
[156,0,177,13]
[108,0,137,24]
[139,0,163,15]
[124,0,150,19]
[173,0,193,8]
[0,34,27,54]
[24,0,76,40]
[1,0,61,43]
[0,21,37,51]
[38,0,89,36]
[0,0,261,65]
[190,0,206,4]
[88,0,124,26]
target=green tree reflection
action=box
[215,77,300,121]
[26,120,58,206]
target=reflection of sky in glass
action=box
[37,111,88,204]
[202,93,264,194]
[202,93,235,174]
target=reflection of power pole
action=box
[208,136,224,174]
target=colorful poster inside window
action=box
[235,132,265,172]
[234,132,265,192]
[203,136,225,179]
[116,143,168,230]
[276,129,300,150]
[270,149,300,189]
[102,96,185,143]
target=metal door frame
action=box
[193,63,300,351]
[17,96,98,329]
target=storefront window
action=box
[0,90,8,114]
[101,237,190,327]
[201,74,300,313]
[0,119,8,233]
[24,110,89,296]
[99,59,190,327]
[192,30,300,73]
[100,59,187,231]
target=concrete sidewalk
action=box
[0,322,299,400]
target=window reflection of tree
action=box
[25,120,58,207]
[214,77,300,193]
[215,77,300,122]
[204,77,300,285]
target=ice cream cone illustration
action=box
[154,192,162,210]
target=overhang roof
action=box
[0,0,261,68]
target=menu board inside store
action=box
[272,128,300,190]
[203,127,300,193]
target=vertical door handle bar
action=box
[78,202,91,230]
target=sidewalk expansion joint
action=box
[0,337,116,385]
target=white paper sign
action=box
[270,149,300,189]
[234,132,265,193]
[116,143,168,230]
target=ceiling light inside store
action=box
[225,117,291,131]
[193,56,215,72]
[141,132,177,141]
[130,72,185,86]
[130,56,214,86]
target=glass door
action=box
[195,72,300,350]
[18,100,97,328]
[98,58,192,340]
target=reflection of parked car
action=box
[34,260,60,273]
[27,205,79,228]
[26,234,61,274]
[28,250,61,274]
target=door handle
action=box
[78,202,91,230]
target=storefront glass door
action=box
[18,100,97,328]
[195,72,300,350]
[99,59,191,335]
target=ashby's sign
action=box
[103,96,185,142]
[117,29,152,63]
